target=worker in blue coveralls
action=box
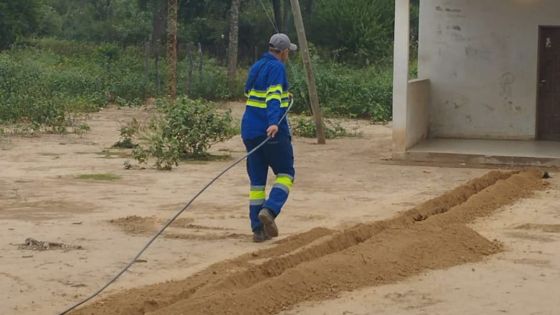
[241,33,297,242]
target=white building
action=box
[392,0,560,166]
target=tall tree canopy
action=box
[0,0,41,50]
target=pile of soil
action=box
[108,216,244,240]
[109,216,159,235]
[73,170,547,315]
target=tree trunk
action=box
[198,43,203,80]
[185,43,193,96]
[144,41,150,97]
[167,0,178,100]
[304,0,313,24]
[272,0,282,32]
[151,0,167,52]
[282,0,291,33]
[290,0,326,144]
[227,0,241,92]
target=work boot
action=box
[258,208,278,238]
[253,228,270,243]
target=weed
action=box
[132,98,236,170]
[291,116,360,139]
[76,173,121,181]
[113,118,140,149]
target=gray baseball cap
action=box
[269,33,298,52]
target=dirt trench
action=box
[71,169,547,315]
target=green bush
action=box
[291,116,358,139]
[133,98,236,170]
[287,57,392,122]
[113,118,140,149]
[0,39,159,130]
[310,0,395,64]
[0,39,245,132]
[179,57,245,101]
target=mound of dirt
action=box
[73,170,547,315]
[108,216,234,239]
[109,216,159,235]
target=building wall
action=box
[419,0,560,140]
[406,79,431,149]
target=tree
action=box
[167,0,178,99]
[0,0,40,50]
[227,0,241,91]
[282,0,291,33]
[309,0,394,64]
[144,0,167,50]
[272,0,282,32]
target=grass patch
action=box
[76,173,121,181]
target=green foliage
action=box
[0,0,40,50]
[0,39,158,129]
[113,118,140,149]
[288,57,393,122]
[310,0,395,64]
[0,0,416,131]
[38,0,151,45]
[180,57,245,100]
[291,116,358,139]
[133,98,236,170]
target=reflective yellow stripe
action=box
[250,190,266,200]
[281,101,289,108]
[275,175,293,190]
[267,84,283,94]
[247,99,266,108]
[266,94,282,102]
[248,89,267,98]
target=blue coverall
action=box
[241,52,295,232]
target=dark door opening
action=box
[537,27,560,141]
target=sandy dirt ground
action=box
[0,104,559,315]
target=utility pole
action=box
[289,0,326,144]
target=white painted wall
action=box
[419,0,560,140]
[392,0,410,153]
[406,79,431,149]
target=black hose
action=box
[58,99,295,315]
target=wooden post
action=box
[167,0,178,100]
[143,40,150,98]
[227,0,241,92]
[185,43,193,96]
[289,0,326,144]
[155,41,161,94]
[198,42,203,81]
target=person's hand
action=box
[267,125,279,138]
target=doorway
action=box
[537,26,560,141]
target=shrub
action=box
[0,39,159,131]
[113,118,140,149]
[0,39,244,132]
[133,98,236,170]
[287,57,392,122]
[179,57,245,101]
[291,116,359,139]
